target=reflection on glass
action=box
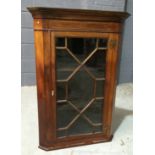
[56,37,107,137]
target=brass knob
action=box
[51,90,54,96]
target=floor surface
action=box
[22,83,133,155]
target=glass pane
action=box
[98,38,108,47]
[68,117,93,136]
[56,37,65,47]
[84,100,103,124]
[57,130,66,138]
[68,68,94,108]
[86,50,106,78]
[56,37,107,138]
[96,80,105,97]
[56,82,66,100]
[57,101,78,128]
[56,49,78,80]
[93,126,102,133]
[68,38,97,61]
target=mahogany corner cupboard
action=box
[28,7,129,151]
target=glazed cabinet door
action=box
[50,32,120,144]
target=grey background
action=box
[21,0,133,86]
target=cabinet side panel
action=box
[103,33,121,137]
[34,27,57,147]
[34,29,48,146]
[43,31,56,143]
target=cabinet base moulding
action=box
[39,135,113,151]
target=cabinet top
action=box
[27,7,129,23]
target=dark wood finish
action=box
[28,7,129,151]
[27,7,129,22]
[33,19,122,33]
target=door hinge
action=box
[109,39,117,48]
